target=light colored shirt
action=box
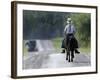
[64,24,76,35]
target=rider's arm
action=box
[64,25,68,34]
[73,25,76,35]
[64,25,68,38]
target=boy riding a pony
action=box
[61,17,80,54]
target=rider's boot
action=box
[75,49,80,54]
[61,49,65,53]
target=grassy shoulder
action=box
[79,47,90,54]
[23,40,28,56]
[52,37,63,52]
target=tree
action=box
[70,13,91,47]
[23,10,70,39]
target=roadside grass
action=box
[52,37,63,53]
[79,47,90,54]
[23,40,28,56]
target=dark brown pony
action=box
[65,34,76,62]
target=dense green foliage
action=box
[70,13,91,47]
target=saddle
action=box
[64,34,75,50]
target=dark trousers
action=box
[61,34,78,49]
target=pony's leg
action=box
[66,50,68,60]
[72,50,74,58]
[67,51,70,62]
[71,50,74,62]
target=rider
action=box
[61,17,80,53]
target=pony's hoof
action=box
[71,59,73,62]
[68,60,70,62]
[66,58,68,60]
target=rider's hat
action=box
[67,17,72,24]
